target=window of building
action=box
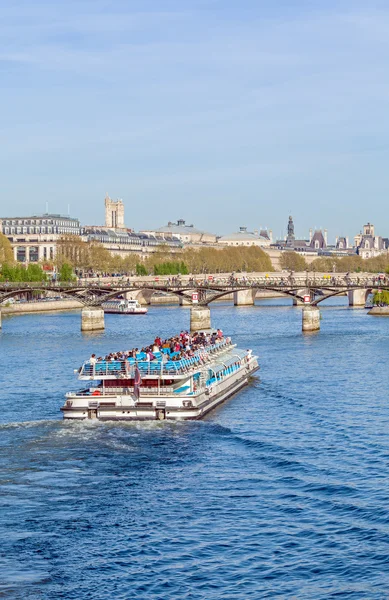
[16,247,26,262]
[29,247,39,262]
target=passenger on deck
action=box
[83,329,228,370]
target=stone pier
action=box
[293,297,304,306]
[81,307,105,332]
[190,306,211,332]
[179,295,192,306]
[132,289,154,306]
[302,305,320,332]
[348,289,367,307]
[233,289,255,306]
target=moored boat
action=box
[102,299,147,314]
[61,332,259,421]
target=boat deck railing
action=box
[68,386,177,397]
[79,339,233,378]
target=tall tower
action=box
[286,215,295,247]
[105,194,125,229]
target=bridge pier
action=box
[302,305,320,332]
[190,306,211,332]
[293,297,304,306]
[233,289,255,306]
[81,307,105,332]
[179,296,192,306]
[348,289,366,307]
[131,289,154,305]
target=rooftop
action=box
[155,219,215,236]
[219,226,270,242]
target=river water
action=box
[1,299,389,599]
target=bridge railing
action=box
[1,277,388,292]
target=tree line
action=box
[0,233,274,281]
[280,251,389,274]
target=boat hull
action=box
[103,310,147,315]
[61,364,259,421]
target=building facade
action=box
[354,223,388,258]
[1,214,81,263]
[84,227,182,257]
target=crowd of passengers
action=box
[88,329,228,366]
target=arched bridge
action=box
[0,276,387,333]
[0,276,387,307]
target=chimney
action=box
[269,229,273,242]
[324,229,328,245]
[346,237,349,248]
[309,228,313,242]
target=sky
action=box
[1,0,389,241]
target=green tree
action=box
[136,263,147,276]
[280,252,308,271]
[0,233,14,265]
[0,263,47,282]
[58,263,75,282]
[373,290,389,305]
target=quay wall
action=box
[368,306,389,316]
[2,300,82,314]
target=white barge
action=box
[61,336,259,421]
[102,299,147,315]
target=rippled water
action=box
[1,299,389,599]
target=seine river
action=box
[1,299,389,599]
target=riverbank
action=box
[368,306,389,316]
[2,299,82,314]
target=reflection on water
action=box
[1,299,389,599]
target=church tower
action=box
[286,215,295,247]
[105,194,125,229]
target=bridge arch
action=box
[200,285,307,306]
[311,287,372,306]
[0,287,89,306]
[92,286,196,306]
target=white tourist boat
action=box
[61,336,259,421]
[102,298,147,315]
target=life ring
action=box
[92,390,101,396]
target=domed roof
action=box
[218,226,269,242]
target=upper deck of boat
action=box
[78,338,243,380]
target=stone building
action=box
[141,219,217,244]
[217,226,272,247]
[0,214,81,263]
[335,236,350,250]
[275,216,311,252]
[309,229,327,250]
[354,223,387,259]
[83,227,182,257]
[105,194,125,229]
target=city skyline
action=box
[2,1,389,237]
[1,201,384,248]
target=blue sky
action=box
[1,0,389,241]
